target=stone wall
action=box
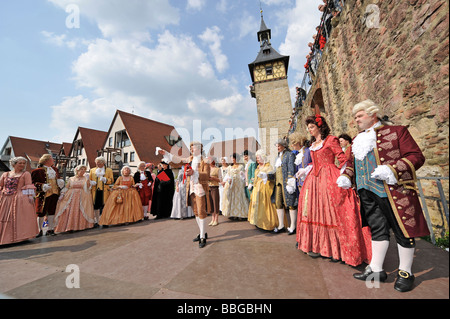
[297,0,449,238]
[255,78,293,160]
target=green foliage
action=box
[422,232,449,249]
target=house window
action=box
[108,137,113,147]
[265,65,273,76]
[124,153,128,164]
[115,130,131,148]
[130,152,135,162]
[82,158,85,165]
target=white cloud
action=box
[236,12,259,40]
[50,95,112,142]
[44,0,317,144]
[49,28,257,142]
[199,26,229,73]
[278,0,322,83]
[47,0,180,39]
[41,31,80,49]
[186,0,206,11]
[216,0,229,13]
[262,0,292,5]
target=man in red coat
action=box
[31,154,65,236]
[337,99,429,292]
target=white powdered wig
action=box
[255,149,268,163]
[74,164,88,175]
[95,156,107,164]
[9,156,28,171]
[121,165,131,175]
[352,99,380,116]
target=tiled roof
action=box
[207,137,260,162]
[7,136,63,171]
[77,127,108,168]
[113,110,189,167]
[61,143,73,156]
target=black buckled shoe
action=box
[193,233,208,242]
[353,266,387,282]
[199,238,207,248]
[394,270,415,292]
[272,227,286,234]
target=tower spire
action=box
[257,3,271,45]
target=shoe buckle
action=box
[398,270,410,279]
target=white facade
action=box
[103,115,141,172]
[69,130,90,170]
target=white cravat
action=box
[352,121,382,161]
[44,166,56,179]
[95,167,105,177]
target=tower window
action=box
[265,66,273,76]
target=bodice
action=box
[310,136,346,175]
[2,176,19,195]
[70,178,86,189]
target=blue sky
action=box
[0,0,321,148]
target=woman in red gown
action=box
[296,115,371,267]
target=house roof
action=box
[6,136,63,171]
[207,137,260,162]
[76,127,108,168]
[109,110,190,168]
[60,143,73,156]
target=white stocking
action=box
[288,209,297,232]
[47,215,55,230]
[143,205,148,217]
[37,217,45,231]
[195,216,200,227]
[369,240,389,272]
[198,218,206,239]
[276,209,285,230]
[397,244,415,274]
[94,210,100,223]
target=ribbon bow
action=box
[183,164,192,183]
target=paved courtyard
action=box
[0,215,448,300]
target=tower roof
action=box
[248,13,289,83]
[257,15,271,42]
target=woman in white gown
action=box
[221,153,249,220]
[170,164,194,219]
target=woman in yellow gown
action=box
[99,166,143,226]
[248,150,279,231]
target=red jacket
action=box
[342,125,429,239]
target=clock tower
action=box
[249,12,292,161]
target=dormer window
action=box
[115,130,131,148]
[165,135,182,147]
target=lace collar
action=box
[352,121,382,161]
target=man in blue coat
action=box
[271,139,297,234]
